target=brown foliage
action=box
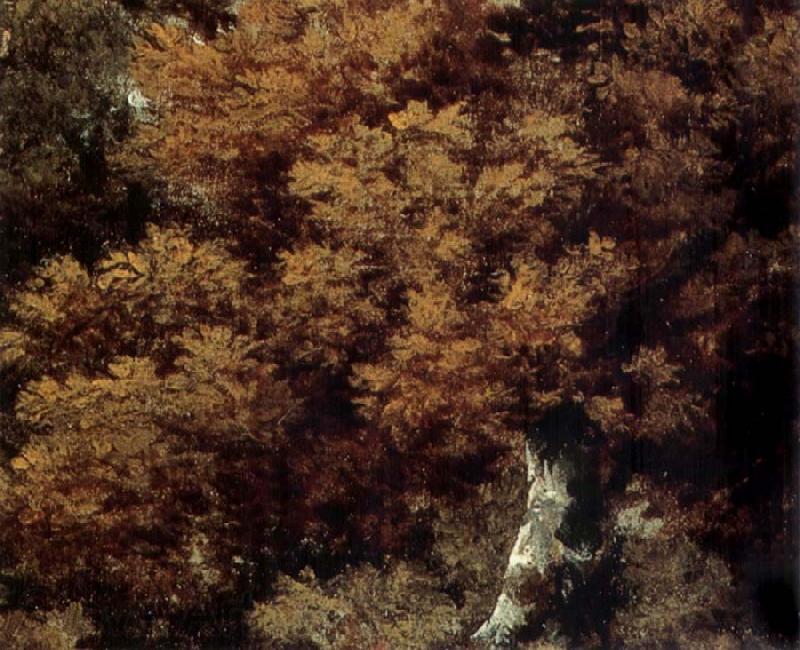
[0,0,797,645]
[0,603,94,650]
[0,228,289,610]
[119,0,491,211]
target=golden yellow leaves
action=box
[289,95,605,330]
[286,89,628,451]
[249,561,461,650]
[114,223,250,319]
[0,223,293,596]
[474,161,550,211]
[272,244,383,367]
[486,109,598,172]
[169,325,275,434]
[280,244,369,290]
[4,321,288,587]
[0,224,253,373]
[516,111,598,183]
[7,256,93,331]
[0,329,28,368]
[405,149,467,199]
[326,1,432,93]
[353,280,508,450]
[15,357,162,464]
[123,0,482,207]
[124,5,307,201]
[287,95,606,327]
[144,22,186,53]
[419,210,471,264]
[388,101,438,130]
[587,230,616,257]
[389,100,473,143]
[249,570,351,649]
[14,324,271,444]
[353,335,507,451]
[5,1,797,641]
[466,109,600,243]
[623,346,681,388]
[405,281,463,333]
[96,251,148,291]
[585,395,628,434]
[392,102,472,205]
[0,603,94,650]
[9,450,42,472]
[287,103,476,339]
[494,233,636,351]
[290,122,399,243]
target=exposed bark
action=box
[473,441,591,646]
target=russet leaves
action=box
[0,227,288,608]
[0,0,797,645]
[121,0,490,210]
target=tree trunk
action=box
[472,441,579,647]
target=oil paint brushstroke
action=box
[0,0,797,647]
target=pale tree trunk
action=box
[472,441,589,647]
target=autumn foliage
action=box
[0,0,797,646]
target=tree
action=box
[0,0,132,281]
[0,226,293,641]
[0,0,238,285]
[119,0,490,218]
[0,0,797,646]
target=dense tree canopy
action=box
[0,0,797,647]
